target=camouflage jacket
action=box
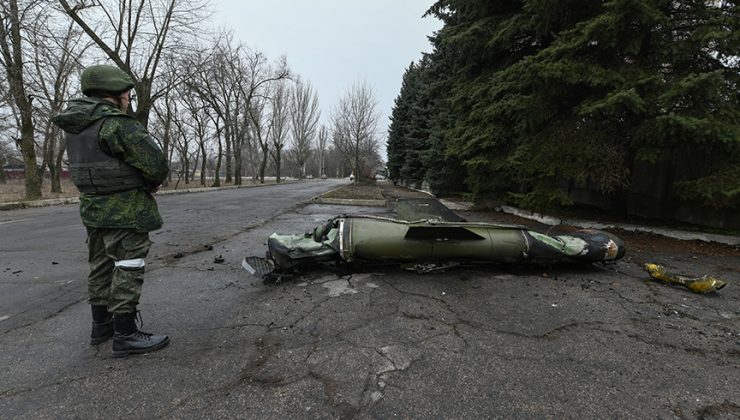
[52,97,169,232]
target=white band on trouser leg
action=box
[114,258,146,268]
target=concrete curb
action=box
[312,184,387,207]
[499,204,740,246]
[438,199,473,212]
[0,180,302,211]
[0,197,80,210]
[313,197,386,207]
[156,180,300,196]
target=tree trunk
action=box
[272,149,283,184]
[354,148,360,185]
[49,160,61,194]
[276,159,281,183]
[54,135,66,192]
[213,130,223,187]
[161,109,172,186]
[225,126,232,184]
[234,142,242,186]
[213,155,222,187]
[319,151,324,178]
[259,144,269,184]
[200,143,207,187]
[134,80,153,127]
[0,155,6,184]
[183,152,190,185]
[0,0,42,199]
[49,163,61,193]
[20,125,43,200]
[190,147,200,184]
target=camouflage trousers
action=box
[86,227,153,314]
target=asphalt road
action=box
[1,181,739,418]
[0,179,344,333]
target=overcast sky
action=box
[212,1,442,157]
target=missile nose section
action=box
[604,231,626,261]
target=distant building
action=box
[3,166,25,180]
[2,159,70,180]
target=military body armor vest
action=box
[66,118,146,194]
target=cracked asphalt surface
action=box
[1,180,739,418]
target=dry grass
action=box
[0,179,80,203]
[321,183,384,200]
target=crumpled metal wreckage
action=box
[644,263,727,294]
[243,215,626,283]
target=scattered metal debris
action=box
[645,263,727,294]
[401,262,461,273]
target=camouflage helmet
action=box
[81,64,134,96]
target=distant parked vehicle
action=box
[321,174,327,180]
[349,173,354,181]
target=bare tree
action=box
[268,80,290,183]
[211,42,236,184]
[0,127,11,184]
[186,35,238,184]
[0,0,44,199]
[28,13,91,192]
[151,90,177,184]
[231,49,289,185]
[208,111,224,187]
[168,98,196,187]
[289,78,320,179]
[249,95,270,183]
[58,0,209,126]
[176,82,212,186]
[178,49,217,184]
[228,53,247,185]
[175,74,219,184]
[316,125,328,178]
[149,53,190,186]
[179,37,283,187]
[176,44,220,185]
[0,66,13,184]
[322,144,352,179]
[330,81,382,184]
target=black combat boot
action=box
[112,312,170,358]
[90,305,114,345]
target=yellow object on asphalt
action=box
[644,263,727,294]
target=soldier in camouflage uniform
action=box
[52,64,170,357]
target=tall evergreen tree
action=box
[420,35,467,196]
[399,56,434,188]
[422,0,739,209]
[427,0,555,202]
[508,0,739,209]
[387,62,416,183]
